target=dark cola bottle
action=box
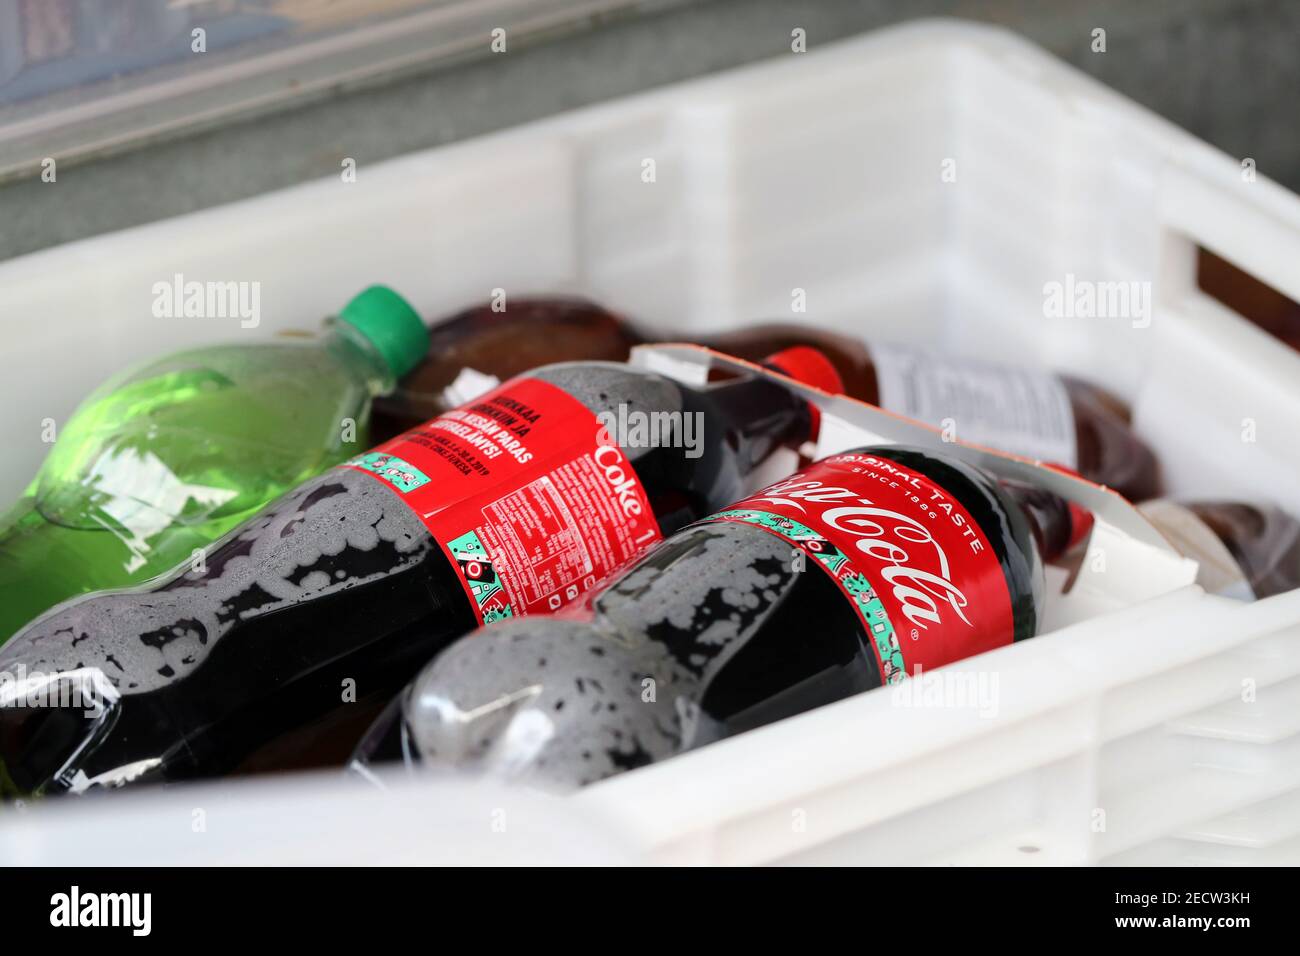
[0,351,839,799]
[351,446,1091,789]
[1138,500,1300,599]
[373,298,1158,501]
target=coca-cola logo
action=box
[594,442,644,518]
[751,472,972,632]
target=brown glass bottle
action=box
[372,299,1159,501]
[702,324,1158,502]
[1138,500,1300,599]
[370,299,644,440]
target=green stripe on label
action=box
[446,529,519,623]
[704,508,906,684]
[345,452,431,493]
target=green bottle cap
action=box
[338,285,429,378]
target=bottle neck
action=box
[693,324,878,402]
[330,319,398,397]
[701,374,814,476]
[998,477,1092,563]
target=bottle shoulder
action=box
[2,467,437,684]
[838,445,1044,640]
[403,613,655,788]
[524,362,684,418]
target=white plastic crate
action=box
[2,19,1300,865]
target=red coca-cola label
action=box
[700,452,1014,683]
[342,377,661,624]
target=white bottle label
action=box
[871,344,1078,468]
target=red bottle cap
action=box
[761,346,845,440]
[763,346,845,394]
[1067,499,1095,551]
[1038,460,1096,552]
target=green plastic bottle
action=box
[0,285,429,645]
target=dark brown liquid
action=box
[373,299,1160,502]
[1185,502,1300,599]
